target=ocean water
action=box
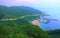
[40,17,60,30]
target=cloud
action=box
[44,0,60,3]
[1,0,60,6]
[14,0,38,3]
[50,0,60,2]
[15,0,37,3]
[10,0,39,6]
[0,0,39,6]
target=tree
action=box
[20,24,50,38]
[0,13,4,19]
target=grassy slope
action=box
[47,30,60,38]
[0,19,50,38]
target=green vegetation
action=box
[0,19,50,38]
[1,5,59,38]
[47,30,60,38]
[0,6,42,19]
[0,13,4,19]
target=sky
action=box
[0,0,60,30]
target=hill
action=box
[0,20,50,38]
[0,5,42,19]
[0,6,50,38]
[47,29,60,38]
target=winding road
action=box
[0,14,42,21]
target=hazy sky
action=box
[0,0,60,16]
[0,0,60,8]
[0,0,60,30]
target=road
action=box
[0,14,42,21]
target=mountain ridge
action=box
[0,5,42,19]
